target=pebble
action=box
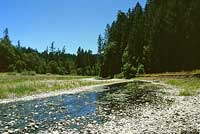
[8,130,14,134]
[1,82,200,134]
[14,129,19,132]
[87,124,93,128]
[42,84,200,134]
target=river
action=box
[0,81,161,133]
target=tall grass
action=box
[166,78,200,96]
[0,73,110,99]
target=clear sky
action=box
[0,0,146,54]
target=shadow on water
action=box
[0,81,166,133]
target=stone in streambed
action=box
[8,130,14,134]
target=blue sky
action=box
[0,0,146,54]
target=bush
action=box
[21,71,36,76]
[130,66,137,77]
[57,67,68,75]
[70,70,77,75]
[8,65,16,72]
[48,61,58,74]
[7,72,17,75]
[122,63,137,79]
[114,73,124,79]
[29,71,36,76]
[179,90,193,96]
[77,68,84,75]
[137,63,145,74]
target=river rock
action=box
[7,130,14,134]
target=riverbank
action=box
[1,72,200,133]
[137,74,200,96]
[0,78,132,104]
[91,95,200,134]
[45,78,200,134]
[90,80,200,134]
[0,73,128,101]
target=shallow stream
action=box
[0,81,162,133]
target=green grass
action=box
[166,78,200,96]
[0,73,114,99]
[138,69,200,77]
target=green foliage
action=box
[48,61,58,74]
[114,73,124,79]
[14,60,26,72]
[137,63,145,74]
[75,47,98,76]
[0,37,16,72]
[21,71,36,76]
[0,73,110,99]
[166,78,200,96]
[100,42,121,78]
[122,63,137,79]
[7,72,17,76]
[98,0,200,78]
[0,29,98,75]
[179,90,193,96]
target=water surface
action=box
[0,81,161,133]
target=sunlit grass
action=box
[134,70,200,96]
[0,73,91,84]
[138,69,200,77]
[0,73,113,99]
[166,78,200,96]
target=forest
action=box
[98,0,200,78]
[1,0,200,78]
[0,28,98,75]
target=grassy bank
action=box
[138,70,200,77]
[166,78,200,96]
[0,73,112,99]
[136,70,200,96]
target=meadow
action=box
[137,70,200,96]
[166,78,200,96]
[0,73,112,99]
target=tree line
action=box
[0,28,98,75]
[98,0,200,78]
[1,0,200,78]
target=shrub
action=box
[7,72,17,75]
[57,67,67,75]
[8,65,16,72]
[137,63,145,74]
[21,71,36,76]
[70,70,77,75]
[114,73,124,79]
[122,63,137,79]
[29,71,36,76]
[77,68,84,75]
[179,90,193,96]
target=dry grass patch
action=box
[0,73,112,99]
